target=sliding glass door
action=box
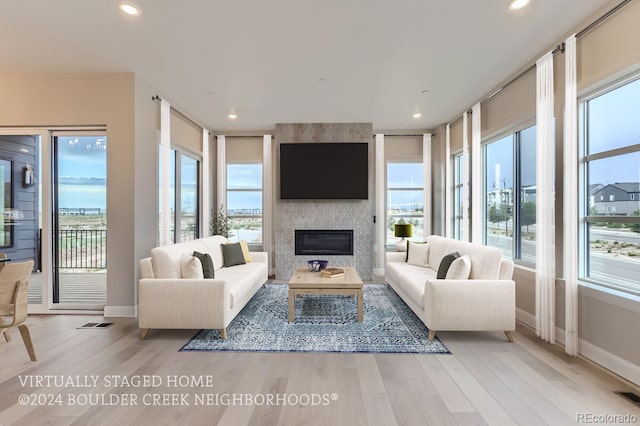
[52,134,107,308]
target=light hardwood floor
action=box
[1,299,640,425]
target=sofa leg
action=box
[504,331,514,343]
[428,330,436,341]
[263,282,266,288]
[140,329,150,340]
[220,328,227,340]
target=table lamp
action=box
[394,223,413,252]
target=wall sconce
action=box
[23,164,35,187]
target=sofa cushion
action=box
[216,263,267,308]
[193,251,215,278]
[386,262,436,308]
[199,235,229,272]
[425,235,503,280]
[406,242,429,267]
[445,254,471,279]
[181,255,204,279]
[222,243,247,267]
[239,240,252,262]
[437,252,460,279]
[150,240,208,279]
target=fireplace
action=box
[295,230,354,256]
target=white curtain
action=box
[216,135,226,217]
[471,103,482,244]
[263,135,273,274]
[564,35,579,356]
[375,134,386,275]
[423,133,432,237]
[201,128,211,237]
[462,112,470,242]
[445,125,452,238]
[536,52,556,343]
[160,100,171,246]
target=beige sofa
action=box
[385,235,515,342]
[138,235,268,339]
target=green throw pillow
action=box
[437,252,460,279]
[192,251,215,278]
[222,243,247,267]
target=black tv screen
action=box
[280,143,368,200]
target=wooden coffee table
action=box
[288,266,363,322]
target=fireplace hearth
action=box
[295,230,354,256]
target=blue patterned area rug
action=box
[180,284,449,354]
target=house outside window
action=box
[580,75,640,294]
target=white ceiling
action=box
[0,0,611,132]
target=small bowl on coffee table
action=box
[307,260,328,272]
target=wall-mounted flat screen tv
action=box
[280,143,368,200]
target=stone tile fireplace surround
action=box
[274,123,374,280]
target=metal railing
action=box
[57,229,107,269]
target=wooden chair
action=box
[0,260,36,361]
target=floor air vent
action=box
[77,322,113,329]
[615,391,640,406]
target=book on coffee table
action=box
[321,267,345,278]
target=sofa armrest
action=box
[385,252,406,264]
[250,251,268,264]
[424,279,515,331]
[138,278,231,328]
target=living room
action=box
[1,0,640,424]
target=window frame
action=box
[579,73,640,296]
[482,123,537,267]
[452,152,465,240]
[386,161,424,246]
[225,161,263,247]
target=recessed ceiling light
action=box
[119,2,141,16]
[412,113,422,118]
[228,114,238,119]
[509,0,531,10]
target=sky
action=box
[57,136,106,209]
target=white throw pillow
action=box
[180,254,204,279]
[445,254,471,279]
[406,242,429,267]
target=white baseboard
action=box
[104,305,137,318]
[579,338,640,387]
[516,307,535,328]
[516,307,640,387]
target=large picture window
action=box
[581,76,640,294]
[226,163,263,244]
[386,162,424,245]
[484,125,536,265]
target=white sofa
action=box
[385,235,515,342]
[138,235,268,339]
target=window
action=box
[179,154,199,241]
[484,125,536,265]
[226,163,262,244]
[452,153,465,240]
[386,162,423,245]
[159,149,200,243]
[580,76,640,294]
